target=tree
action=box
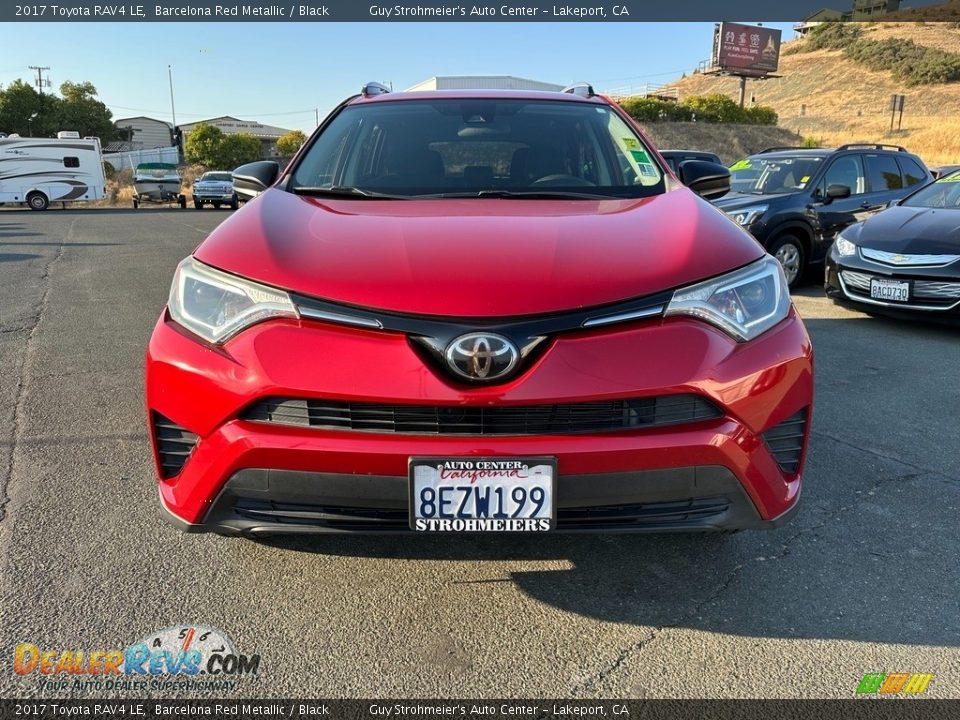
[184,123,262,168]
[55,81,118,139]
[0,80,54,136]
[0,78,118,139]
[276,130,307,156]
[219,133,262,168]
[184,122,225,166]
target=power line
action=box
[105,102,318,119]
[594,69,690,83]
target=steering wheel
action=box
[531,174,596,187]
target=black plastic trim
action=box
[291,290,671,383]
[175,465,786,536]
[241,394,722,437]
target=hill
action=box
[639,123,802,165]
[665,23,960,165]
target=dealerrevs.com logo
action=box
[14,625,261,693]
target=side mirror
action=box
[232,161,280,200]
[826,184,852,200]
[677,160,731,201]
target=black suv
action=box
[715,144,932,286]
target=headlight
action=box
[726,205,768,226]
[834,233,857,257]
[665,256,791,342]
[167,256,298,344]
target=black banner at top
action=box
[2,0,959,22]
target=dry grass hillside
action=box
[639,123,802,164]
[666,23,960,165]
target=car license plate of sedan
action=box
[409,457,556,532]
[870,278,910,302]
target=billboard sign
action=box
[713,22,782,76]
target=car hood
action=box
[193,187,764,317]
[846,205,960,254]
[712,191,790,212]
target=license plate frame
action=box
[870,277,911,303]
[408,456,557,532]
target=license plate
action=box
[870,278,910,302]
[409,457,556,532]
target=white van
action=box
[0,135,106,210]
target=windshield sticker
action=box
[801,176,811,184]
[730,159,752,171]
[639,164,657,177]
[630,149,651,165]
[622,137,640,149]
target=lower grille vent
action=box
[242,394,722,436]
[153,413,198,478]
[762,409,808,474]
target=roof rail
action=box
[836,143,907,152]
[361,81,391,98]
[562,82,596,98]
[758,146,812,154]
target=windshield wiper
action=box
[290,186,407,199]
[415,189,615,200]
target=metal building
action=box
[177,116,294,159]
[406,75,564,92]
[113,116,174,150]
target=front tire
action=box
[229,196,239,211]
[27,192,49,211]
[193,199,202,209]
[768,235,806,288]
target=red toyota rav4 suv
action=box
[146,83,813,536]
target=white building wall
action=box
[114,117,173,150]
[407,76,564,92]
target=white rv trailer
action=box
[0,135,106,210]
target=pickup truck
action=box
[191,171,238,210]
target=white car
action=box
[192,171,238,210]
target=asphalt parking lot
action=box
[1,207,958,699]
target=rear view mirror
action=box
[232,161,280,200]
[677,160,731,201]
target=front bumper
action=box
[193,191,235,201]
[146,308,813,534]
[825,245,960,321]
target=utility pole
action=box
[28,65,51,95]
[167,65,178,130]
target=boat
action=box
[133,163,186,208]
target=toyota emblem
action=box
[445,333,520,382]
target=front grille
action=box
[557,497,730,529]
[841,270,960,304]
[761,409,808,474]
[241,394,722,436]
[232,496,730,531]
[152,413,199,478]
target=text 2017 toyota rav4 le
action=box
[146,83,813,536]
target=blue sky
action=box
[0,22,795,134]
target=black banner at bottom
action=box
[2,700,958,720]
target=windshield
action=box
[902,172,960,209]
[201,172,232,182]
[729,156,823,195]
[288,99,665,199]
